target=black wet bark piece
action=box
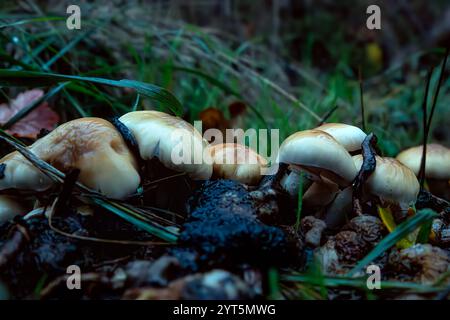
[352,133,378,215]
[172,179,290,271]
[0,207,157,298]
[416,189,450,219]
[110,116,142,167]
[53,169,80,217]
[0,163,5,179]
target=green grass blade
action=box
[42,29,94,70]
[294,172,305,231]
[0,69,183,115]
[416,218,433,244]
[92,198,178,243]
[0,17,65,29]
[282,273,444,293]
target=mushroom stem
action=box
[418,69,433,187]
[266,162,289,190]
[352,133,378,215]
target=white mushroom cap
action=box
[119,111,212,180]
[0,195,27,223]
[0,152,52,191]
[0,118,141,200]
[315,123,367,152]
[277,130,358,186]
[353,155,419,205]
[208,143,267,185]
[396,144,450,180]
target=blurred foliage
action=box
[0,0,449,155]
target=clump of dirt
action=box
[0,209,156,298]
[172,180,291,271]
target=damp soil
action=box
[0,179,295,299]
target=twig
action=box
[358,67,367,132]
[419,48,449,186]
[416,189,450,216]
[352,133,378,215]
[418,69,433,187]
[318,105,339,126]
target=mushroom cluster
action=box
[0,110,280,224]
[0,112,213,223]
[276,123,420,229]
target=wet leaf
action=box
[0,89,60,139]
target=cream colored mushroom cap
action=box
[277,130,358,186]
[209,143,267,185]
[0,118,141,200]
[353,155,419,205]
[119,111,212,180]
[0,195,27,223]
[315,123,367,152]
[0,151,52,191]
[396,144,450,180]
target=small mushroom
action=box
[396,144,450,179]
[0,195,27,223]
[119,111,212,180]
[315,123,367,152]
[353,155,420,207]
[0,118,141,199]
[278,130,358,187]
[209,143,267,185]
[396,144,450,199]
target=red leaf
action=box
[0,89,60,139]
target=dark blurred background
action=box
[1,0,449,155]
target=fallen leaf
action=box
[0,89,59,139]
